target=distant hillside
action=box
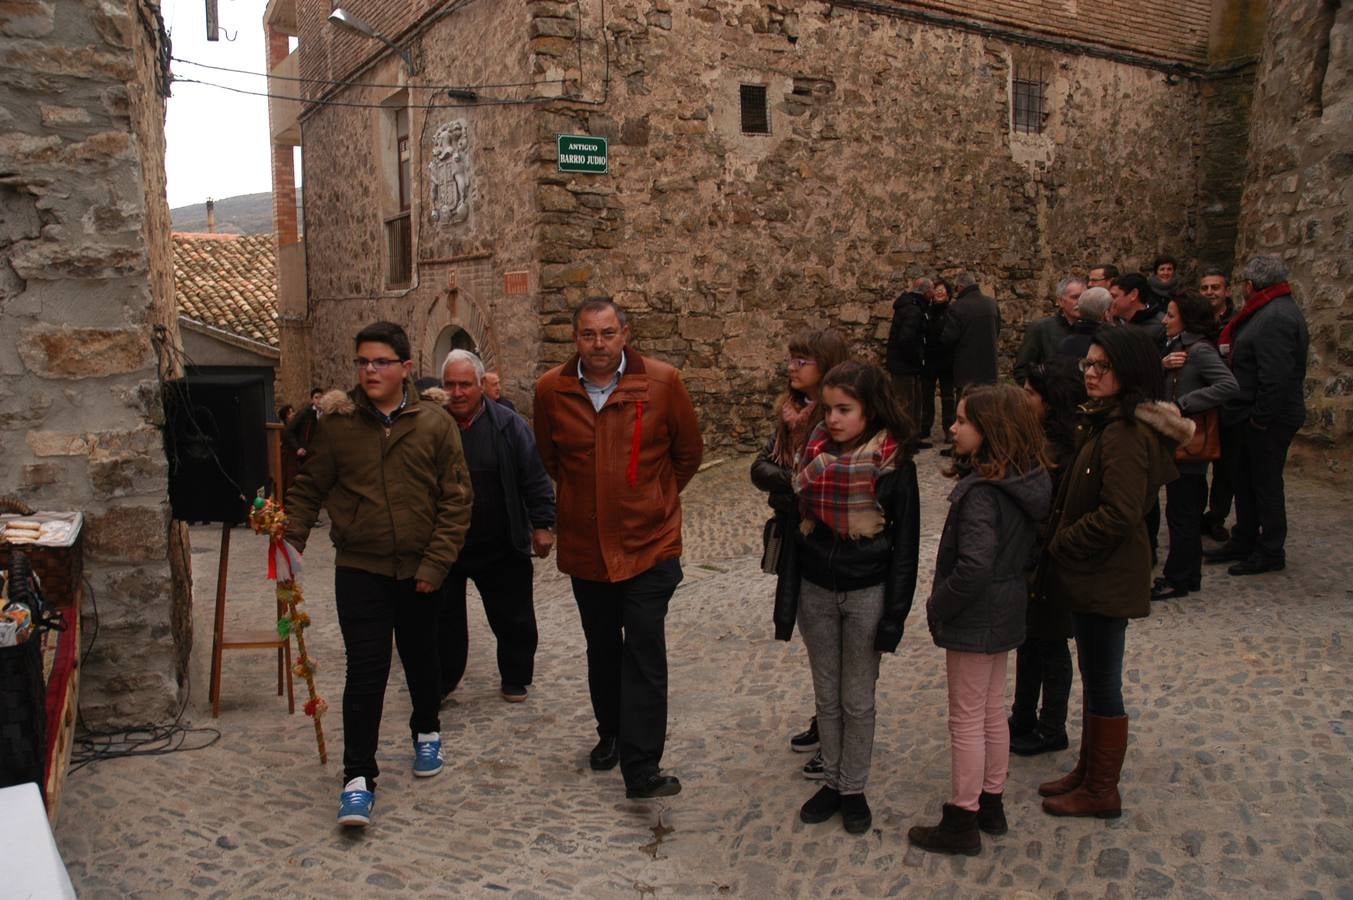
[171,190,304,235]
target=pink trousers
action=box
[946,649,1010,811]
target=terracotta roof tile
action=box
[173,232,279,347]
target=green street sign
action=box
[557,134,608,174]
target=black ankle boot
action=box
[977,791,1007,835]
[841,793,872,834]
[1010,723,1070,757]
[908,803,981,856]
[799,786,841,824]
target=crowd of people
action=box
[269,252,1307,846]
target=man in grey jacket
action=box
[1206,255,1309,576]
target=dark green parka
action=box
[1033,400,1191,620]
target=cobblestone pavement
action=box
[55,450,1353,898]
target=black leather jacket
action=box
[780,461,921,652]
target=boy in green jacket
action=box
[285,321,472,828]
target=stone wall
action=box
[299,0,545,400]
[0,0,189,724]
[529,0,1203,451]
[1235,0,1353,473]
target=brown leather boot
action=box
[1038,713,1087,797]
[1042,714,1128,818]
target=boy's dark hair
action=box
[949,383,1049,481]
[1111,272,1151,304]
[1151,254,1178,273]
[1091,326,1165,419]
[354,321,412,361]
[1171,289,1219,338]
[309,386,323,397]
[1093,263,1120,279]
[820,360,915,452]
[571,296,629,329]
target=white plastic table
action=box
[0,782,75,898]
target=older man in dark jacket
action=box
[1013,276,1084,384]
[941,271,1001,392]
[438,349,556,704]
[1206,255,1309,576]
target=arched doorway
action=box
[429,325,478,379]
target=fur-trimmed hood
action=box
[419,386,449,407]
[1133,400,1195,447]
[317,389,355,416]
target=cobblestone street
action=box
[55,452,1353,898]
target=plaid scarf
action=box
[794,423,900,539]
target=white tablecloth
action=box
[0,782,75,898]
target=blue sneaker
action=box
[413,732,443,777]
[337,777,373,827]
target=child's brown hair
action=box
[950,383,1048,480]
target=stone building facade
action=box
[1235,0,1352,473]
[292,0,1344,460]
[0,0,190,724]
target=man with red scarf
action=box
[1205,255,1309,576]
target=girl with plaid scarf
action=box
[791,361,920,836]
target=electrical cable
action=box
[173,76,562,109]
[171,55,566,92]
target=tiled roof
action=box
[173,232,278,348]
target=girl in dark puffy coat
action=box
[750,329,849,780]
[909,384,1052,856]
[791,361,920,836]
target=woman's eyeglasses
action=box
[787,358,816,370]
[1077,358,1113,375]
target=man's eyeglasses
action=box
[787,358,817,370]
[1078,358,1113,375]
[353,356,402,371]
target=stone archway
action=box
[417,282,498,379]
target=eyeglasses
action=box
[787,358,817,370]
[353,356,402,371]
[1078,358,1113,375]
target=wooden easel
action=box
[207,522,294,717]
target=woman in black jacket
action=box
[1153,291,1239,599]
[1008,357,1086,756]
[751,329,849,780]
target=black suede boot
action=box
[976,791,1007,835]
[908,803,981,856]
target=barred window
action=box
[1012,64,1048,135]
[740,84,770,135]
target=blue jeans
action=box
[1072,613,1127,718]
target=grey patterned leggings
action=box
[796,579,883,794]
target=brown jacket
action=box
[1034,401,1190,620]
[284,383,473,589]
[533,348,704,582]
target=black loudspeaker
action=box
[163,375,269,525]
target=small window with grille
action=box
[740,84,770,135]
[1011,64,1048,135]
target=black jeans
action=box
[572,558,683,787]
[1163,472,1208,588]
[1203,455,1233,527]
[438,551,538,693]
[335,566,442,786]
[1011,637,1073,733]
[1230,421,1298,560]
[920,370,956,439]
[1071,613,1127,718]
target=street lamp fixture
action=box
[328,8,414,73]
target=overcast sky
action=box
[163,0,285,209]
